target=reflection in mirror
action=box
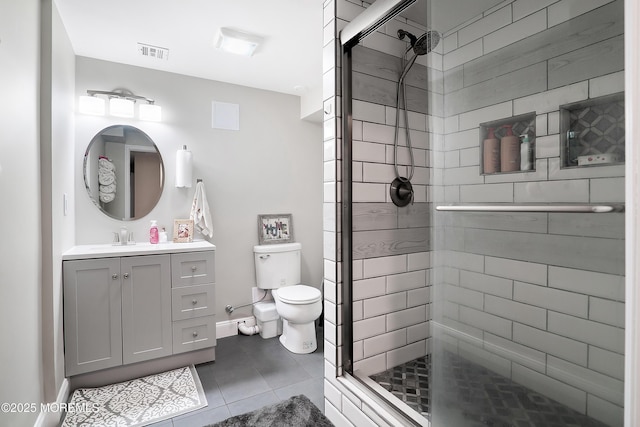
[84,125,164,221]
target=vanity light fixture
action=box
[78,89,162,122]
[214,27,263,57]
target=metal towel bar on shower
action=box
[435,204,625,213]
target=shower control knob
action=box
[192,299,198,305]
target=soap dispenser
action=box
[500,124,520,172]
[482,127,500,174]
[520,134,533,171]
[149,220,159,244]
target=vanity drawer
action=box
[172,316,216,354]
[171,251,215,287]
[172,284,215,321]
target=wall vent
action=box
[137,43,169,61]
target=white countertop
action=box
[62,240,216,260]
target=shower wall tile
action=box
[484,10,547,54]
[442,211,548,234]
[444,284,484,310]
[484,256,548,286]
[386,341,427,370]
[484,295,547,330]
[513,281,588,318]
[363,329,407,358]
[547,355,624,405]
[444,151,459,168]
[513,323,588,366]
[443,39,483,71]
[459,183,514,203]
[352,203,397,231]
[353,182,386,202]
[548,159,625,180]
[513,179,589,203]
[513,81,588,115]
[535,114,548,136]
[446,62,547,116]
[548,312,624,353]
[385,146,427,167]
[443,166,484,185]
[589,297,625,328]
[459,147,480,167]
[353,277,386,301]
[353,300,362,321]
[353,353,386,377]
[442,250,485,273]
[512,0,559,21]
[533,135,560,158]
[386,270,427,293]
[484,332,546,373]
[548,266,625,301]
[548,111,560,134]
[458,101,513,131]
[353,99,385,124]
[361,163,396,183]
[407,288,430,308]
[548,35,624,90]
[442,317,484,342]
[511,364,586,414]
[352,227,429,258]
[444,66,464,94]
[588,346,625,380]
[444,128,479,151]
[407,322,430,343]
[458,5,512,47]
[589,71,624,99]
[587,394,625,427]
[362,122,395,145]
[387,306,427,332]
[444,116,459,135]
[460,306,512,339]
[363,254,407,278]
[549,212,624,240]
[548,0,618,27]
[460,270,513,299]
[364,292,407,319]
[407,252,431,271]
[590,177,625,203]
[443,33,458,54]
[353,316,386,341]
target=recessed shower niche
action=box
[479,112,536,175]
[560,93,625,168]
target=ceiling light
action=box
[109,97,135,118]
[78,95,105,115]
[214,28,263,57]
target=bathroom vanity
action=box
[62,241,216,387]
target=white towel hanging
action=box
[190,180,213,238]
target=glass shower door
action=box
[429,0,626,426]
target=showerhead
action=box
[397,29,440,55]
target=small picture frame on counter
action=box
[173,219,194,243]
[257,214,293,245]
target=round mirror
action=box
[84,125,164,221]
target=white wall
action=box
[0,0,43,426]
[73,57,324,319]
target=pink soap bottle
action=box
[150,220,159,244]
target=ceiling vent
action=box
[137,43,169,61]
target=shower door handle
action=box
[435,204,624,213]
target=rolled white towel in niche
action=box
[98,156,115,171]
[100,183,116,194]
[98,169,115,185]
[99,191,115,203]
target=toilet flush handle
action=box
[259,255,270,259]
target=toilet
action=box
[253,242,322,354]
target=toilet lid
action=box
[275,285,321,305]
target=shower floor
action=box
[369,352,610,427]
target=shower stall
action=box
[334,0,626,425]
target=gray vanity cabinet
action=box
[64,254,172,376]
[63,258,123,376]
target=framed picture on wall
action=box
[258,214,293,245]
[173,219,194,243]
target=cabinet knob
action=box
[192,299,198,305]
[112,274,118,280]
[191,265,197,271]
[123,273,129,279]
[192,331,199,338]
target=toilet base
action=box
[279,319,317,354]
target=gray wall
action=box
[73,58,324,320]
[0,0,44,426]
[434,0,625,425]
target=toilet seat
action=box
[274,285,321,305]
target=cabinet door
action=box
[121,254,172,364]
[63,258,122,376]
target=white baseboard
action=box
[216,316,255,339]
[34,378,70,427]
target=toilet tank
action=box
[254,242,301,289]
